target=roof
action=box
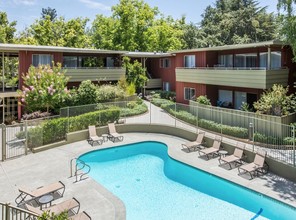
[170,40,286,54]
[124,51,174,58]
[0,43,127,55]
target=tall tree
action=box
[17,15,90,47]
[0,11,17,43]
[199,0,277,46]
[41,7,57,21]
[277,0,296,61]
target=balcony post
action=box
[2,51,4,92]
[267,47,271,70]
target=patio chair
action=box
[198,136,222,160]
[87,125,103,146]
[25,197,80,216]
[238,150,269,179]
[108,123,124,142]
[181,131,205,152]
[15,181,65,205]
[219,142,245,169]
[70,211,92,220]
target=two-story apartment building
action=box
[0,40,295,122]
[149,40,296,109]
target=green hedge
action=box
[120,102,148,117]
[18,108,120,148]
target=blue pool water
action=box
[79,141,296,220]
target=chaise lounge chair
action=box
[181,132,205,152]
[198,136,222,160]
[108,123,124,142]
[70,211,92,220]
[219,142,245,169]
[15,181,65,205]
[238,150,268,179]
[87,125,103,146]
[25,197,80,216]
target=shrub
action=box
[153,90,176,101]
[97,84,125,102]
[196,95,211,106]
[76,80,98,105]
[120,102,148,117]
[22,111,52,120]
[21,108,120,148]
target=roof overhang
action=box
[0,43,127,55]
[124,51,174,58]
[170,40,286,54]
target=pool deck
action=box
[1,133,296,219]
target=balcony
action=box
[144,78,162,89]
[176,67,289,89]
[63,67,125,82]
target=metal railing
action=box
[0,202,38,220]
[70,158,91,182]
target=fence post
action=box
[25,120,28,155]
[293,125,295,167]
[67,106,70,133]
[2,123,6,161]
[220,108,223,135]
[196,105,199,132]
[149,101,151,124]
[5,203,10,220]
[174,103,177,127]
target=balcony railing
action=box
[63,67,125,82]
[176,67,289,90]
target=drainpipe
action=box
[2,51,4,92]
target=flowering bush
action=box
[19,63,70,112]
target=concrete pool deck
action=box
[0,132,296,219]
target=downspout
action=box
[2,51,4,92]
[267,47,271,70]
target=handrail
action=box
[0,202,38,220]
[70,158,91,182]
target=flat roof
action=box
[124,51,174,58]
[0,43,127,55]
[170,40,286,53]
[0,40,288,56]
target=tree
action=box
[199,0,277,46]
[253,84,296,116]
[19,63,70,113]
[76,80,98,105]
[123,56,147,91]
[17,15,90,47]
[41,7,57,21]
[182,22,207,49]
[277,0,296,61]
[0,11,17,43]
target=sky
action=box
[0,0,279,33]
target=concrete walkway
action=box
[0,133,296,220]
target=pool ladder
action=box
[70,158,91,182]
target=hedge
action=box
[120,102,148,117]
[17,108,120,148]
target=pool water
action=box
[79,141,296,220]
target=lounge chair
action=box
[238,150,268,179]
[15,181,65,205]
[25,197,80,216]
[181,132,205,152]
[198,136,222,160]
[87,125,103,146]
[108,123,123,142]
[70,211,92,220]
[219,142,245,169]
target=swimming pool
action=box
[79,141,296,220]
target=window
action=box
[234,53,256,68]
[218,54,233,67]
[63,56,78,68]
[259,51,281,69]
[160,58,171,68]
[32,54,53,66]
[163,82,170,91]
[184,87,195,100]
[218,90,233,107]
[184,55,196,68]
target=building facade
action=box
[0,40,295,122]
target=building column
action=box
[2,52,4,92]
[267,47,271,70]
